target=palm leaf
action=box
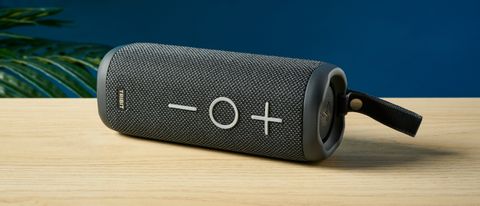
[0,32,32,39]
[53,55,98,76]
[0,70,43,97]
[0,7,111,98]
[1,61,55,97]
[10,59,81,97]
[34,56,96,96]
[0,8,69,30]
[0,82,27,97]
[0,39,111,97]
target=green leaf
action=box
[33,56,96,96]
[0,70,45,97]
[55,55,98,73]
[14,58,87,97]
[11,59,77,97]
[0,63,52,97]
[0,82,27,97]
[0,48,17,58]
[0,32,33,40]
[0,7,68,30]
[0,7,112,97]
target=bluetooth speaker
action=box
[97,43,422,161]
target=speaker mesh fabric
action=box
[104,43,323,161]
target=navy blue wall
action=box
[3,0,480,97]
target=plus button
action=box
[251,102,283,135]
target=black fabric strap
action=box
[343,90,423,137]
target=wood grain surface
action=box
[0,99,479,205]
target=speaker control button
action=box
[208,97,239,129]
[251,102,283,135]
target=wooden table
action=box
[0,99,479,205]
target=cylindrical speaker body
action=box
[97,43,347,161]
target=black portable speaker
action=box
[97,43,422,161]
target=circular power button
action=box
[208,97,239,129]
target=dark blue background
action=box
[3,0,479,97]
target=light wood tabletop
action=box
[0,98,479,205]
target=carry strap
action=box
[341,90,423,137]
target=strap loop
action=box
[343,90,423,137]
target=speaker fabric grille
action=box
[104,43,322,161]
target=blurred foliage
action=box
[0,7,111,97]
